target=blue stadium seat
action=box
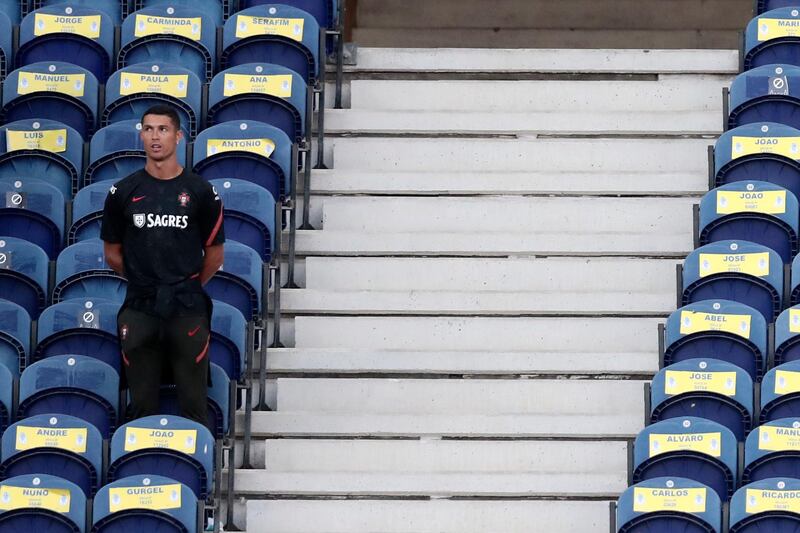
[0,119,84,200]
[92,474,198,533]
[651,359,753,441]
[209,299,246,381]
[53,239,128,304]
[19,6,115,82]
[0,12,14,79]
[758,1,800,14]
[84,119,188,187]
[0,177,65,260]
[221,4,321,85]
[633,417,738,500]
[713,122,800,200]
[0,363,14,432]
[728,64,800,131]
[681,240,783,322]
[108,415,214,500]
[730,477,800,532]
[207,63,307,142]
[0,414,103,497]
[699,181,799,264]
[2,62,100,138]
[240,0,338,33]
[134,0,225,25]
[204,239,263,321]
[0,474,87,533]
[662,300,767,381]
[120,6,217,82]
[210,178,276,262]
[761,361,800,423]
[18,354,119,439]
[193,120,293,201]
[787,253,800,304]
[34,298,121,373]
[31,0,123,24]
[103,63,203,138]
[774,304,800,365]
[745,8,800,71]
[743,417,800,483]
[158,362,231,439]
[0,237,49,319]
[0,298,30,376]
[616,477,721,533]
[0,0,21,24]
[68,182,113,244]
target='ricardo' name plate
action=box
[746,488,800,513]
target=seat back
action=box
[204,240,263,320]
[136,0,225,25]
[682,240,783,322]
[209,299,246,381]
[210,178,276,261]
[745,8,800,70]
[699,181,799,264]
[0,363,14,431]
[0,12,14,78]
[109,415,214,500]
[33,0,123,24]
[0,236,49,319]
[193,120,292,200]
[1,414,103,497]
[0,298,31,376]
[728,64,800,130]
[18,355,119,438]
[208,63,307,142]
[761,361,800,423]
[0,177,65,259]
[0,474,86,533]
[633,417,738,500]
[241,0,337,30]
[0,119,84,199]
[19,6,115,82]
[774,305,800,365]
[53,239,128,304]
[744,417,800,484]
[729,477,800,532]
[616,476,721,533]
[2,61,100,138]
[69,182,114,244]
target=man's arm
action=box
[199,244,223,285]
[104,242,125,276]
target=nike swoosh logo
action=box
[188,326,201,337]
[132,196,146,202]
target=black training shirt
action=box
[100,168,224,293]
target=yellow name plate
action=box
[649,432,722,458]
[0,485,70,513]
[758,18,800,41]
[222,73,293,97]
[664,370,737,397]
[716,190,787,215]
[774,370,800,395]
[731,136,800,160]
[6,129,67,153]
[123,427,197,454]
[746,488,800,513]
[17,71,85,97]
[679,310,751,338]
[15,425,87,453]
[633,487,707,513]
[207,138,275,157]
[119,72,188,98]
[759,425,800,451]
[134,14,202,41]
[698,252,770,277]
[108,483,181,512]
[34,13,101,38]
[235,15,305,41]
[789,309,800,333]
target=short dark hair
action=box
[141,104,181,130]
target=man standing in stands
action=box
[101,104,224,425]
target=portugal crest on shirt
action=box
[133,213,145,228]
[178,192,190,207]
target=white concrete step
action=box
[266,348,655,375]
[247,500,610,533]
[240,412,642,438]
[275,378,647,417]
[349,78,728,112]
[282,256,677,314]
[309,169,708,195]
[324,109,720,135]
[349,48,739,74]
[329,138,713,174]
[264,439,627,473]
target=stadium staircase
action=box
[225,47,738,531]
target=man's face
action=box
[140,113,182,162]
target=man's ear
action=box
[176,128,184,144]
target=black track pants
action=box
[118,306,210,425]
